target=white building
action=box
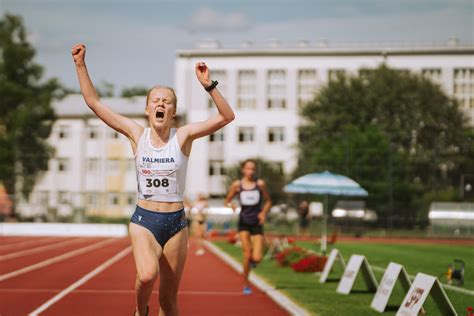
[175,40,474,199]
[16,41,474,218]
[17,95,149,218]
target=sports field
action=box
[213,238,473,315]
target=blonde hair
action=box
[146,86,178,109]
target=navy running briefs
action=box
[130,205,187,247]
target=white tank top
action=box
[135,128,188,202]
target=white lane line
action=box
[0,237,53,251]
[29,245,132,316]
[1,288,254,296]
[0,238,86,261]
[371,265,474,296]
[204,241,311,316]
[0,238,118,282]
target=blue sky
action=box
[1,0,473,92]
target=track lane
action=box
[42,238,289,316]
[0,237,130,315]
[0,237,87,261]
[0,237,58,253]
[0,237,106,274]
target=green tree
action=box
[121,86,149,98]
[225,158,287,204]
[297,65,473,226]
[0,14,63,215]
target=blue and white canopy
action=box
[283,171,368,197]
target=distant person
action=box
[298,200,311,237]
[225,159,272,295]
[192,193,209,256]
[72,43,234,316]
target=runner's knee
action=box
[137,270,157,285]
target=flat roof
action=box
[53,94,147,118]
[177,46,474,58]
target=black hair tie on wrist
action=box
[205,80,218,92]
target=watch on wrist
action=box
[205,80,218,92]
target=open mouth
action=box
[155,111,165,119]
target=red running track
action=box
[0,236,289,316]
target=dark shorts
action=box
[300,217,310,228]
[130,205,187,248]
[238,219,264,235]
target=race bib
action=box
[139,164,178,196]
[240,190,260,206]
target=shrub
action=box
[291,255,328,272]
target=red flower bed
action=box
[207,229,219,238]
[291,255,328,273]
[226,230,237,244]
[274,247,307,267]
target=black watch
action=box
[205,80,218,92]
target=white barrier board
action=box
[371,262,411,312]
[337,254,378,294]
[319,248,345,283]
[396,273,456,316]
[265,237,289,260]
[0,223,128,237]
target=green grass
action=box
[213,240,473,316]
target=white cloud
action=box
[246,6,473,45]
[188,7,251,32]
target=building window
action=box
[298,69,318,107]
[268,127,285,143]
[238,127,255,143]
[267,70,286,109]
[422,69,443,86]
[88,192,99,207]
[36,191,49,206]
[107,159,120,176]
[58,125,70,139]
[209,160,225,176]
[107,192,120,206]
[58,191,70,204]
[126,192,135,206]
[454,68,474,109]
[270,161,284,175]
[238,70,257,109]
[57,158,69,172]
[208,70,227,108]
[87,158,100,173]
[88,126,99,139]
[267,99,286,109]
[109,130,120,139]
[210,129,225,142]
[328,69,345,81]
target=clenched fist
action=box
[195,62,211,88]
[71,44,86,65]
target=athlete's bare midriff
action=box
[137,199,184,212]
